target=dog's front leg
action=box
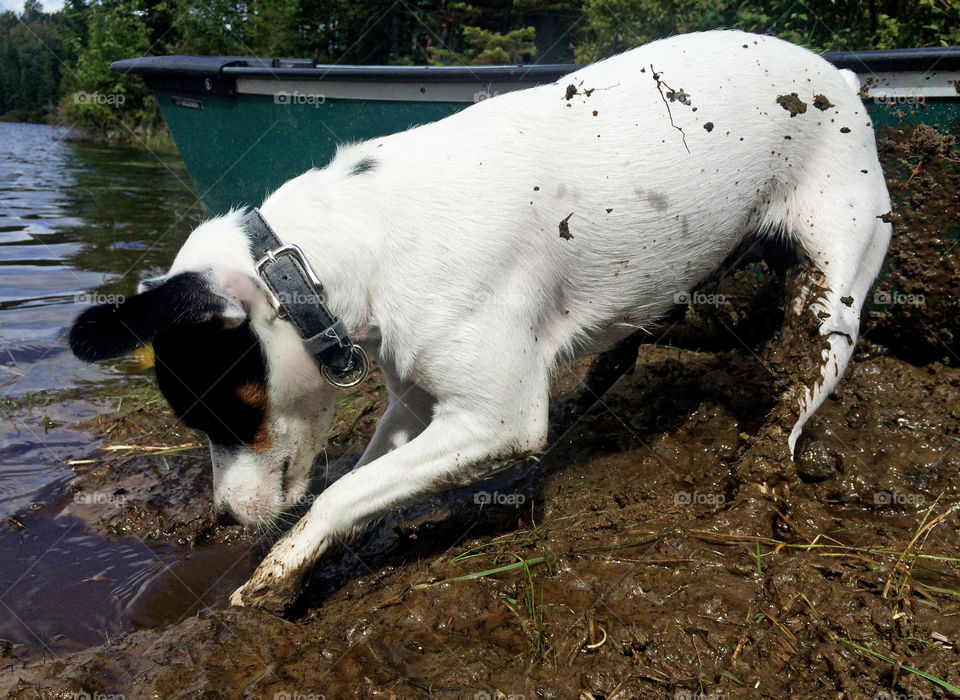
[230,382,548,614]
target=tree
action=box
[0,6,69,121]
[575,0,729,62]
[428,25,537,65]
[4,0,959,137]
[61,0,153,137]
[168,0,249,56]
[21,0,43,24]
[575,0,960,60]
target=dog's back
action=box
[295,31,888,388]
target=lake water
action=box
[0,121,203,395]
[0,122,248,658]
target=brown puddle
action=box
[2,125,959,698]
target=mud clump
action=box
[66,395,245,546]
[558,212,574,240]
[813,93,834,111]
[666,88,691,105]
[776,92,808,117]
[866,124,960,364]
[732,263,832,486]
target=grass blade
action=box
[412,555,550,589]
[839,638,960,695]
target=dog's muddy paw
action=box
[229,585,248,607]
[230,574,304,616]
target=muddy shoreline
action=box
[3,124,960,698]
[4,349,960,698]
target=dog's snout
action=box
[215,506,241,527]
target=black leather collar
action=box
[242,208,367,387]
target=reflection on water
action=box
[0,121,251,660]
[0,499,252,656]
[0,121,202,396]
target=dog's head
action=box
[68,214,339,528]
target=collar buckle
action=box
[255,243,324,320]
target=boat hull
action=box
[112,51,960,214]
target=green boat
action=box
[112,48,960,215]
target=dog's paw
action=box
[229,567,308,616]
[229,580,294,615]
[229,585,247,607]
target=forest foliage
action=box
[2,0,958,140]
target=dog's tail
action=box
[761,67,891,455]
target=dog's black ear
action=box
[69,271,232,362]
[137,275,166,292]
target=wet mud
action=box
[6,348,960,699]
[865,125,960,365]
[3,127,960,698]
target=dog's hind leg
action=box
[574,304,689,414]
[573,330,646,413]
[356,369,436,466]
[735,171,892,485]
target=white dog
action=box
[69,29,891,612]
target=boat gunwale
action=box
[111,45,960,85]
